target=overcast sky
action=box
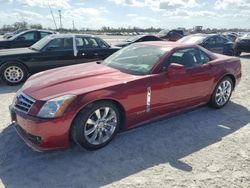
[0,0,249,29]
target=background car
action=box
[157,29,185,41]
[10,42,241,151]
[223,32,238,42]
[178,34,234,56]
[0,34,120,85]
[234,33,250,56]
[113,35,162,47]
[0,29,56,49]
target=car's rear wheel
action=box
[71,101,121,150]
[0,62,28,85]
[209,77,233,108]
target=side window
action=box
[200,50,211,64]
[161,48,210,71]
[96,38,109,48]
[40,32,51,39]
[46,38,73,51]
[86,38,99,48]
[18,32,36,41]
[206,37,216,45]
[76,37,84,49]
[168,31,174,36]
[217,36,229,44]
[76,37,99,49]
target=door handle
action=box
[94,53,98,56]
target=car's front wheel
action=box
[0,62,28,85]
[209,77,233,108]
[71,101,121,150]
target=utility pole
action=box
[58,10,62,30]
[72,20,75,30]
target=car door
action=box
[11,31,39,48]
[75,36,109,64]
[203,36,223,54]
[149,48,214,115]
[28,37,76,72]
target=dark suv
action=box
[234,33,250,56]
[157,29,185,41]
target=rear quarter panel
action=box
[209,54,241,90]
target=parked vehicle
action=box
[0,34,120,85]
[3,28,28,39]
[234,33,250,56]
[223,32,238,42]
[114,35,162,47]
[10,42,241,151]
[157,29,185,41]
[178,34,234,56]
[0,29,56,50]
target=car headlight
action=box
[37,95,76,118]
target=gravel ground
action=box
[0,54,250,188]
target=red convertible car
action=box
[10,42,241,151]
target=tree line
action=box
[0,21,249,35]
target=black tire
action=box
[0,62,28,85]
[209,76,233,109]
[234,50,241,56]
[71,101,121,150]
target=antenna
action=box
[48,3,58,30]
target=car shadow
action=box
[0,101,249,187]
[0,82,22,94]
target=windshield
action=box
[125,35,142,42]
[178,35,206,44]
[30,36,52,51]
[158,30,169,36]
[102,44,168,75]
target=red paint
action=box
[10,42,242,151]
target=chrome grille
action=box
[14,92,35,113]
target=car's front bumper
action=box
[9,105,72,152]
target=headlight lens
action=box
[37,95,76,118]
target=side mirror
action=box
[167,63,186,76]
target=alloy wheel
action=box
[84,107,117,145]
[215,80,232,106]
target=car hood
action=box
[22,62,140,100]
[0,47,36,56]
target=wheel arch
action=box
[0,60,30,74]
[71,98,127,131]
[221,74,236,89]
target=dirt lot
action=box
[0,54,250,188]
